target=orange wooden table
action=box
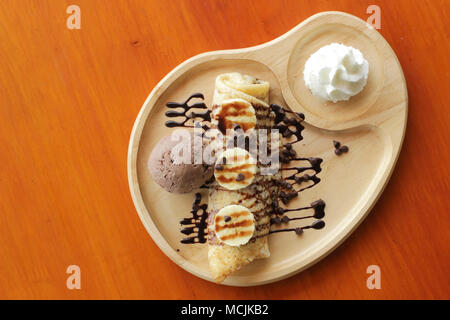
[0,0,449,300]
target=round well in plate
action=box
[287,22,384,126]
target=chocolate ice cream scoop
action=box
[148,132,213,193]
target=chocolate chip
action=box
[289,149,297,157]
[285,117,297,125]
[281,156,290,164]
[270,104,285,114]
[283,129,293,138]
[224,216,231,222]
[333,140,341,149]
[286,117,299,126]
[339,145,349,153]
[295,228,304,235]
[295,174,309,184]
[215,164,224,171]
[235,173,245,181]
[271,217,282,225]
[288,192,298,199]
[282,216,290,223]
[295,176,303,184]
[335,148,343,156]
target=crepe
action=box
[207,73,281,283]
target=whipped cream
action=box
[303,43,369,103]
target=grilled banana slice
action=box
[214,204,255,247]
[214,148,257,190]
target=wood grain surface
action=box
[0,0,448,299]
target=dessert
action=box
[150,72,326,283]
[148,132,214,193]
[207,73,281,282]
[303,43,369,102]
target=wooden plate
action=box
[127,11,407,286]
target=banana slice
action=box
[211,98,257,133]
[214,148,256,190]
[214,204,255,246]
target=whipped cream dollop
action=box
[303,43,369,103]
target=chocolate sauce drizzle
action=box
[165,93,211,131]
[167,93,327,243]
[269,199,325,235]
[179,193,208,244]
[277,157,322,204]
[269,220,325,235]
[271,104,305,144]
[199,175,216,189]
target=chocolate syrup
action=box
[269,220,325,235]
[167,93,327,243]
[179,193,208,244]
[270,104,305,144]
[268,105,325,234]
[270,200,325,234]
[165,93,211,131]
[199,175,216,189]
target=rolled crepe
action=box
[207,73,281,283]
